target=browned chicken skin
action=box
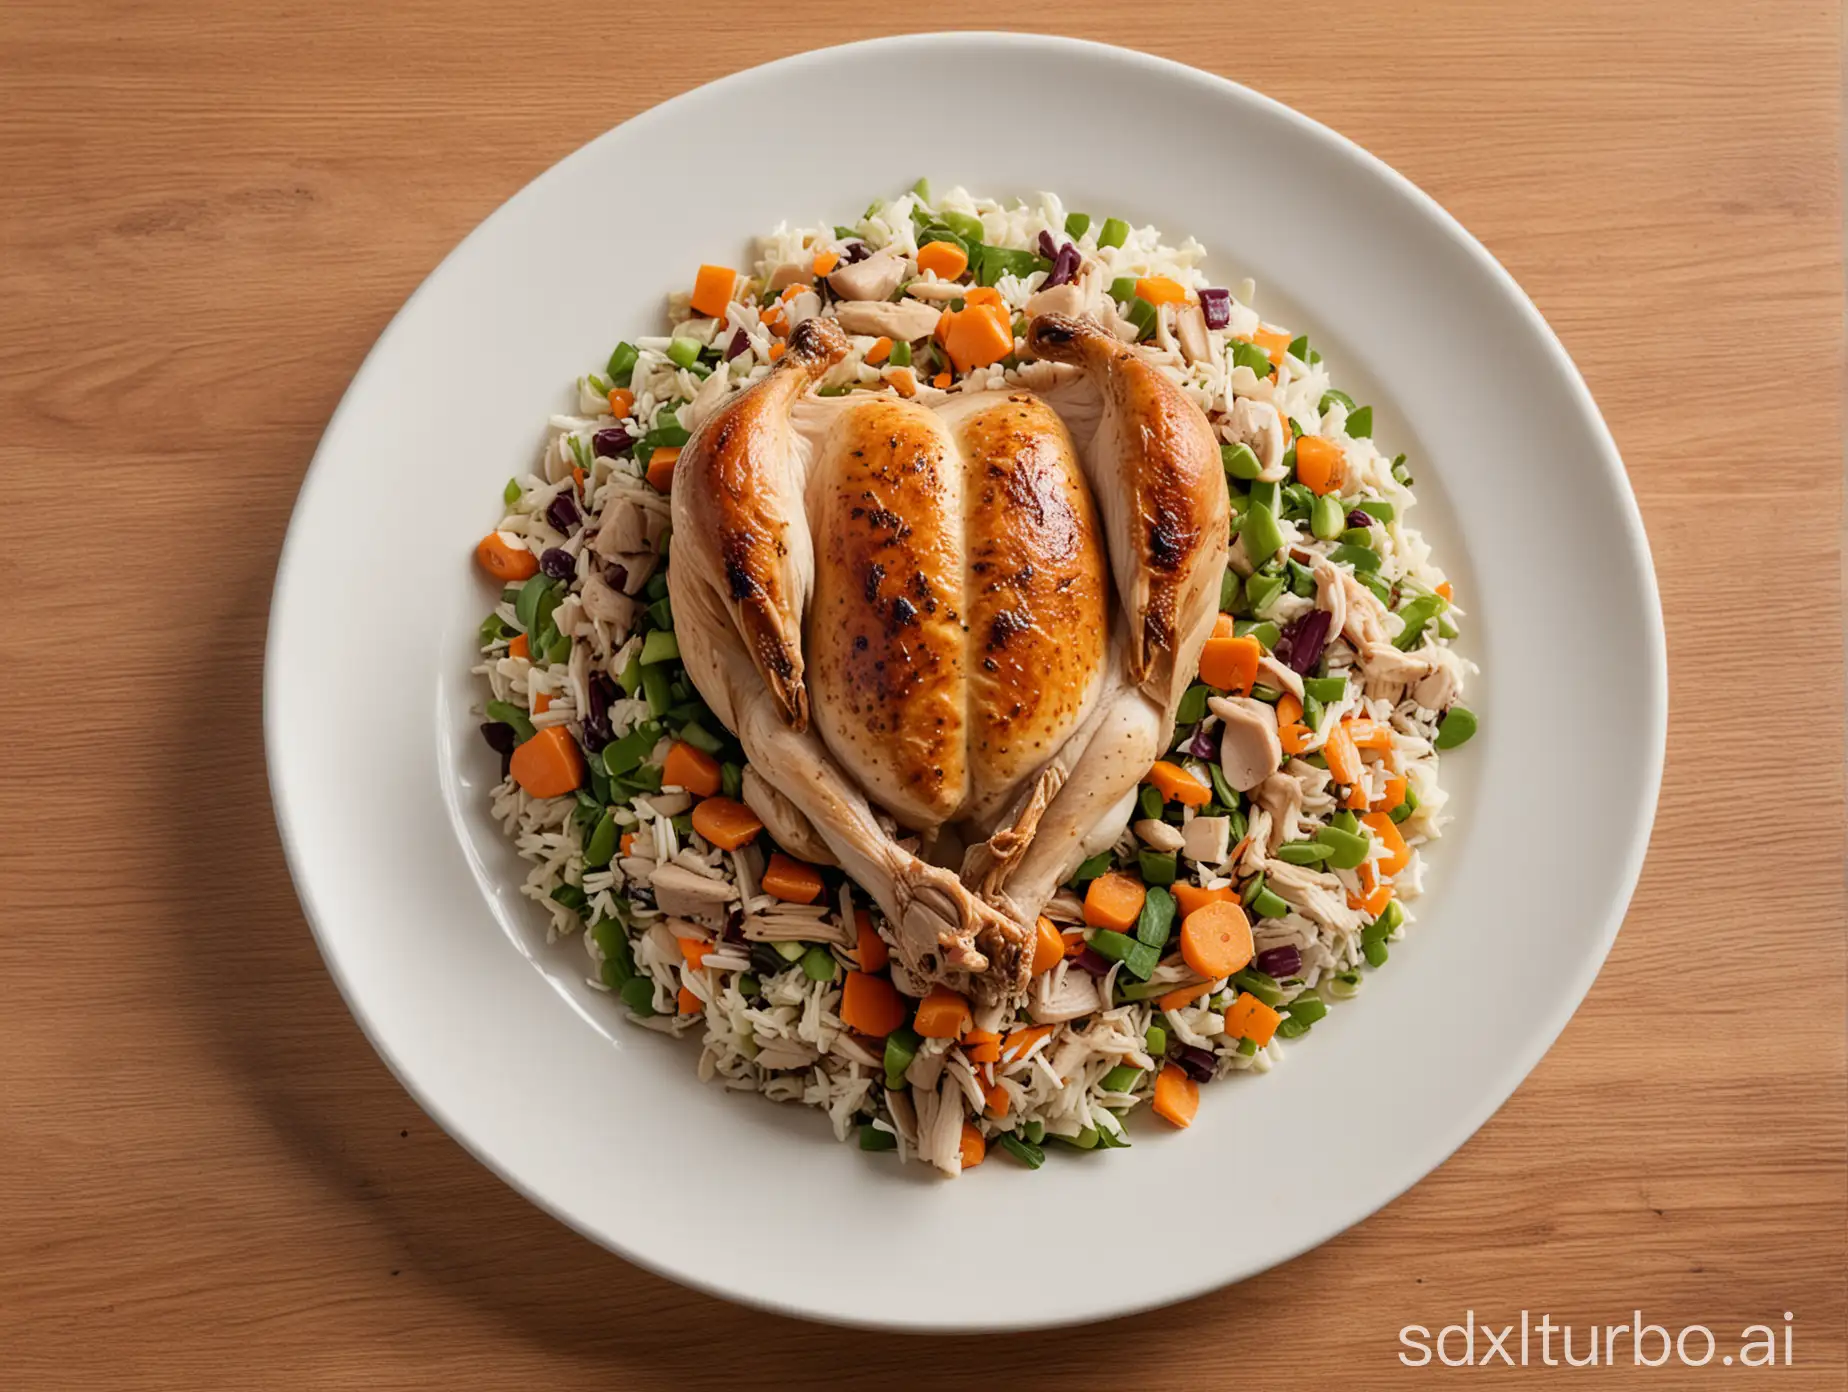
[669,314,1227,1007]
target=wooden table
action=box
[3,2,1842,1386]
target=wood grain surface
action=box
[2,2,1842,1387]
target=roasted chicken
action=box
[668,313,1227,1007]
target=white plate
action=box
[266,34,1664,1330]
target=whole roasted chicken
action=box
[669,313,1227,1008]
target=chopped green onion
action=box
[1058,1125,1101,1150]
[1340,526,1375,549]
[1303,675,1347,704]
[640,663,672,718]
[859,1124,898,1152]
[1220,568,1243,613]
[665,339,701,370]
[1302,693,1325,731]
[1276,840,1332,866]
[772,940,806,963]
[1354,499,1395,524]
[1145,1025,1168,1055]
[1097,216,1130,249]
[1328,969,1363,999]
[601,720,660,777]
[1125,297,1159,340]
[1276,1014,1312,1039]
[1235,619,1282,651]
[1069,852,1112,887]
[1345,405,1373,438]
[1285,994,1329,1024]
[1236,1037,1259,1057]
[502,477,522,506]
[1318,388,1356,415]
[1175,683,1210,728]
[887,339,912,367]
[1249,886,1290,920]
[884,1027,920,1090]
[1099,1064,1142,1093]
[1023,1119,1045,1145]
[1064,211,1091,239]
[1286,334,1310,360]
[910,176,932,203]
[1363,938,1389,968]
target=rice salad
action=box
[471,182,1479,1176]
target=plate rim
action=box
[264,30,1667,1330]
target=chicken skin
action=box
[669,314,1226,1007]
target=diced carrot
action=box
[662,741,721,798]
[678,936,712,969]
[1157,982,1213,1012]
[1346,719,1394,750]
[958,1122,986,1169]
[812,249,840,277]
[1172,882,1235,918]
[606,387,635,418]
[1371,775,1408,814]
[532,691,552,715]
[508,632,530,659]
[1437,581,1454,602]
[646,446,681,492]
[761,305,788,335]
[1135,275,1188,306]
[887,366,918,397]
[1323,723,1363,785]
[962,286,1006,309]
[761,851,825,904]
[1083,871,1146,931]
[1252,326,1293,366]
[620,830,637,856]
[1152,1063,1199,1128]
[1062,929,1086,958]
[766,340,786,361]
[779,283,804,303]
[1001,1024,1054,1063]
[983,1079,1010,1118]
[1211,613,1237,640]
[961,1028,1001,1064]
[677,985,701,1015]
[942,305,1013,373]
[1344,779,1372,811]
[1030,915,1064,976]
[914,986,973,1039]
[1362,811,1412,876]
[1293,436,1345,496]
[916,240,969,280]
[1179,900,1254,979]
[864,336,893,365]
[1198,634,1261,694]
[1275,691,1312,756]
[932,371,953,389]
[840,970,906,1037]
[1223,991,1282,1047]
[689,795,763,850]
[852,909,889,972]
[508,725,584,799]
[1146,760,1212,808]
[689,264,737,318]
[475,532,538,582]
[1347,862,1394,916]
[572,466,587,496]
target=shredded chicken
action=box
[1133,818,1185,853]
[1227,397,1288,480]
[1029,963,1102,1023]
[832,298,942,341]
[648,863,736,923]
[1181,814,1230,867]
[1250,772,1306,853]
[1210,694,1282,791]
[1259,858,1367,935]
[826,249,905,301]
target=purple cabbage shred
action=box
[545,493,581,534]
[1199,287,1231,330]
[539,547,575,581]
[841,241,871,264]
[479,721,517,756]
[1072,947,1113,978]
[1346,509,1374,530]
[1187,724,1217,759]
[602,560,628,592]
[723,329,750,361]
[580,671,618,752]
[1274,608,1332,676]
[1255,944,1302,978]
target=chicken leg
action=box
[670,318,1032,1005]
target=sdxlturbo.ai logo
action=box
[1399,1311,1796,1368]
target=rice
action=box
[472,182,1476,1176]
